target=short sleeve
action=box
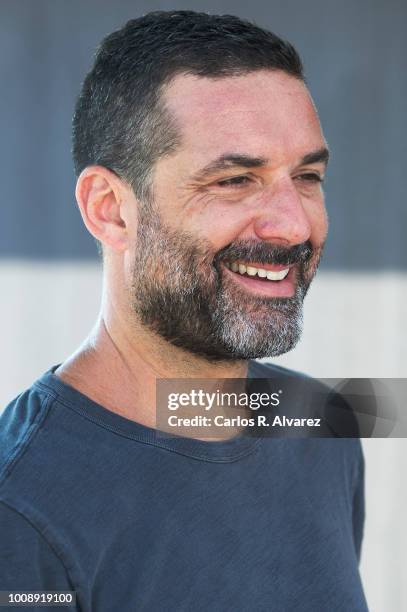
[0,500,78,610]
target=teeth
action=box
[266,269,289,281]
[227,262,290,281]
[246,266,257,276]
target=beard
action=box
[129,203,324,361]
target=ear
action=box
[75,166,131,252]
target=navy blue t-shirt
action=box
[0,362,368,611]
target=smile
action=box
[222,261,296,298]
[224,261,290,281]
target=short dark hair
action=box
[72,10,304,201]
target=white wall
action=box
[1,261,406,611]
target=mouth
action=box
[222,260,296,298]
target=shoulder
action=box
[0,383,79,589]
[0,383,55,485]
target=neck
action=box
[55,306,248,430]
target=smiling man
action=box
[121,70,328,365]
[0,11,367,611]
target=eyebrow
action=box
[190,147,330,182]
[190,154,268,182]
[299,147,330,166]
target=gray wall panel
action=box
[1,0,405,268]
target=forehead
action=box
[163,70,325,163]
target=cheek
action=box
[186,204,255,248]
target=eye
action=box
[294,173,324,184]
[215,175,252,188]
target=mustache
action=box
[213,240,314,267]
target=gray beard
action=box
[211,283,304,359]
[130,204,320,362]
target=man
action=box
[0,10,367,611]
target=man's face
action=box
[126,70,328,360]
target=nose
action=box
[252,180,312,245]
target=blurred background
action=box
[1,0,406,609]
